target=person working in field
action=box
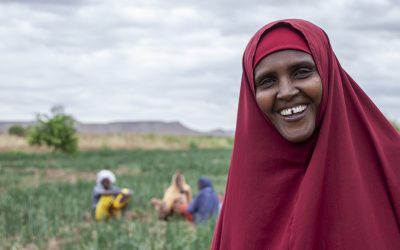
[150,171,192,220]
[174,176,220,224]
[92,169,132,221]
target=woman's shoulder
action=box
[93,185,104,194]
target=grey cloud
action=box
[352,21,400,34]
[339,2,400,34]
[364,85,400,98]
[0,0,87,6]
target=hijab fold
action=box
[211,19,400,250]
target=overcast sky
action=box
[0,0,399,131]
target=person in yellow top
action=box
[151,171,192,220]
[92,169,132,221]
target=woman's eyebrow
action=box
[288,60,315,70]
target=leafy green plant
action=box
[28,106,78,154]
[8,125,27,137]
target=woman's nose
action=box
[276,78,299,101]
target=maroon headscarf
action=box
[211,19,400,249]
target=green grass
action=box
[0,148,231,249]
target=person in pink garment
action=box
[211,19,400,249]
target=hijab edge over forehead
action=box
[253,25,311,67]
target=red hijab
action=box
[211,19,400,249]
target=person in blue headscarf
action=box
[186,176,220,224]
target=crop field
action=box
[0,136,232,249]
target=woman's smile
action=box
[278,104,307,118]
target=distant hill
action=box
[75,121,202,136]
[0,121,234,137]
[206,129,235,137]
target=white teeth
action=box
[279,105,307,116]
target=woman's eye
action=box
[258,77,276,88]
[294,68,312,78]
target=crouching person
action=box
[179,176,220,224]
[151,172,192,220]
[92,169,132,221]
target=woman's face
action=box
[254,50,322,143]
[175,174,183,188]
[101,178,111,190]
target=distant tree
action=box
[28,106,78,154]
[8,125,27,137]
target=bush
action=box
[8,125,27,137]
[28,107,78,154]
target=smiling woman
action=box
[211,19,400,249]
